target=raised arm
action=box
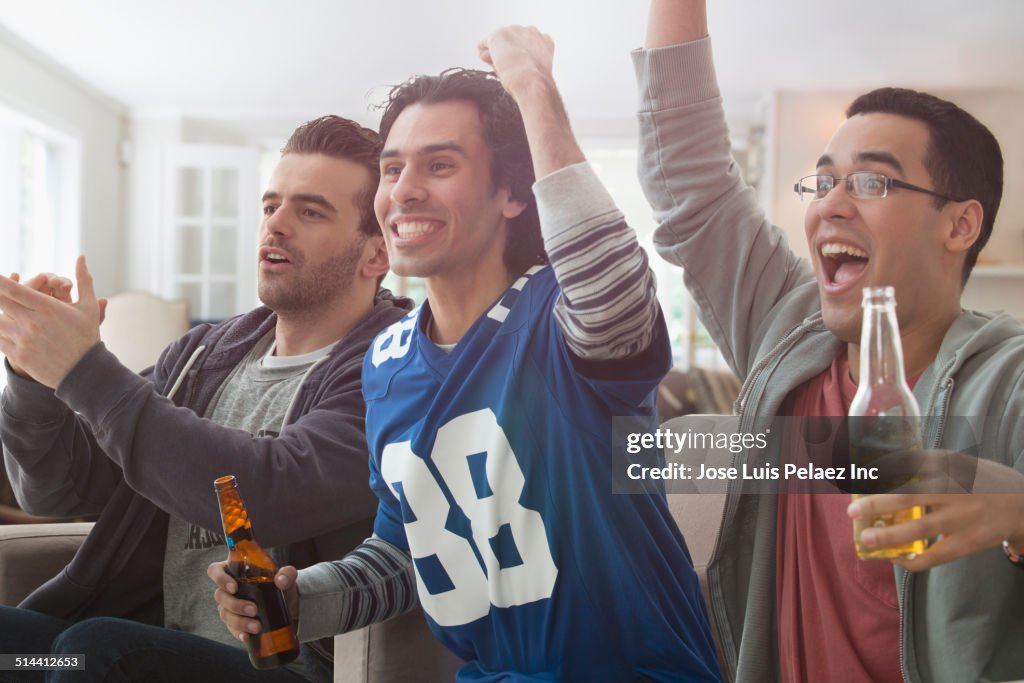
[478,26,661,362]
[1,264,118,517]
[645,0,708,48]
[634,0,815,379]
[2,258,386,542]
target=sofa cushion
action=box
[0,523,94,606]
[334,607,461,683]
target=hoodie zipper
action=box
[897,369,954,683]
[718,322,807,570]
[732,322,808,417]
[928,376,955,449]
[898,568,911,683]
[711,321,809,681]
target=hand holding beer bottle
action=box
[215,475,301,668]
[848,287,928,560]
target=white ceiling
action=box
[2,0,1023,126]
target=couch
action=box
[0,416,724,681]
[0,523,461,682]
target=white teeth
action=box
[821,243,868,259]
[394,221,439,238]
[266,253,288,262]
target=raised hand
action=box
[0,256,106,388]
[478,25,555,98]
[477,26,583,179]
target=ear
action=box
[502,199,528,220]
[361,235,390,281]
[498,185,528,220]
[943,199,984,256]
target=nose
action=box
[389,167,427,206]
[814,178,857,221]
[263,205,293,239]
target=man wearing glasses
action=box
[636,1,1024,681]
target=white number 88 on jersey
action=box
[380,409,558,627]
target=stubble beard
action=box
[258,238,365,316]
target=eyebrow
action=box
[815,151,906,176]
[261,191,337,214]
[380,141,467,160]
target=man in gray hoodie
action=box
[0,116,451,682]
[636,1,1024,681]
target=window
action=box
[163,144,259,321]
[0,104,80,391]
[586,145,727,371]
[0,104,80,283]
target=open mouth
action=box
[260,247,292,267]
[820,242,869,288]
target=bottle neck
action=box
[216,484,255,546]
[859,302,909,389]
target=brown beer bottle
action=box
[214,475,300,669]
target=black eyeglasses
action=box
[793,172,964,202]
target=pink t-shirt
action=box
[776,348,902,682]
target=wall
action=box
[0,26,126,295]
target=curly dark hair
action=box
[377,68,548,274]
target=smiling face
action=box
[374,100,525,287]
[805,112,966,343]
[257,153,375,315]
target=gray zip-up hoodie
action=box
[1,288,412,677]
[634,37,1024,683]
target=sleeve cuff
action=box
[55,342,149,428]
[533,162,620,242]
[632,36,721,112]
[2,359,66,421]
[295,564,350,642]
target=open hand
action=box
[0,256,107,387]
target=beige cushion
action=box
[334,608,461,683]
[0,522,94,606]
[667,493,725,597]
[0,523,460,681]
[659,414,729,588]
[101,292,190,372]
[661,415,730,674]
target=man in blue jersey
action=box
[213,26,721,682]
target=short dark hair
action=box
[281,115,383,238]
[377,68,548,274]
[846,88,1003,285]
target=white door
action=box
[162,144,259,321]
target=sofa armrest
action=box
[0,523,93,607]
[334,607,461,683]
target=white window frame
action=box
[0,101,81,281]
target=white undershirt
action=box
[262,340,335,368]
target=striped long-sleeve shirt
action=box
[537,161,659,360]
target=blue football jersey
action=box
[364,266,720,682]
